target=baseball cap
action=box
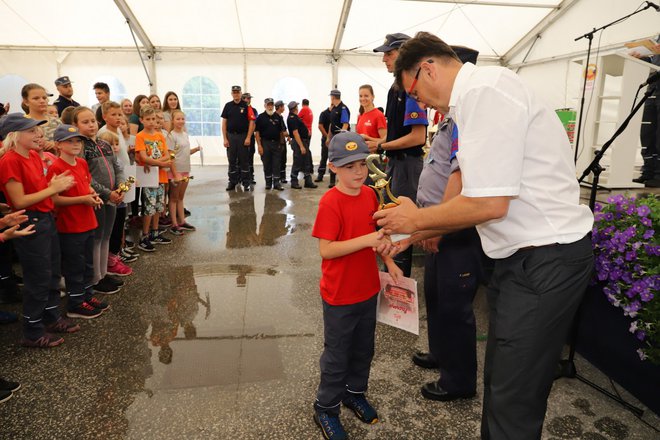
[242,93,252,99]
[0,113,47,137]
[329,89,341,98]
[264,98,274,105]
[287,101,299,110]
[53,124,84,142]
[231,85,241,92]
[329,132,370,167]
[451,45,479,64]
[55,76,72,86]
[274,100,284,108]
[373,33,411,53]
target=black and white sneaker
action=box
[138,237,156,252]
[0,377,21,393]
[0,389,12,404]
[152,234,172,245]
[93,278,121,295]
[119,252,138,264]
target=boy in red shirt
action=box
[312,132,402,440]
[48,125,107,319]
[134,105,174,251]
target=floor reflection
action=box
[226,192,293,249]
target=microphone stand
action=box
[572,2,656,164]
[557,85,655,417]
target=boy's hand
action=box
[157,158,172,168]
[420,237,441,254]
[143,165,151,174]
[2,223,35,240]
[0,209,28,228]
[385,261,404,285]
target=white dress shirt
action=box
[449,63,593,258]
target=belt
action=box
[518,243,559,252]
[387,150,423,159]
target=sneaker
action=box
[45,317,81,334]
[0,389,12,404]
[0,377,21,392]
[107,255,133,277]
[124,239,135,250]
[88,297,110,311]
[122,247,139,257]
[169,226,184,236]
[179,222,196,231]
[119,253,138,264]
[343,394,379,424]
[184,208,191,217]
[160,217,172,226]
[67,302,103,319]
[152,234,172,245]
[138,237,156,252]
[314,412,348,440]
[105,275,124,287]
[21,333,64,348]
[93,278,121,295]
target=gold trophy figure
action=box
[116,176,136,195]
[366,154,410,242]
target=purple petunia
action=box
[637,205,651,217]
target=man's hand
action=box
[373,197,419,235]
[365,140,378,153]
[420,237,441,254]
[244,137,251,146]
[224,139,229,148]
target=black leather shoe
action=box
[645,178,660,188]
[314,175,324,182]
[226,183,237,191]
[421,381,476,402]
[412,352,438,369]
[633,176,649,184]
[291,182,302,189]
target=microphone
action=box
[646,1,659,11]
[641,71,660,88]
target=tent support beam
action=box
[502,0,580,66]
[113,0,158,93]
[332,0,353,87]
[403,0,559,7]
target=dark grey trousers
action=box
[260,139,282,184]
[227,132,251,186]
[315,294,378,415]
[290,138,312,182]
[481,235,593,440]
[60,230,95,310]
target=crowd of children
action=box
[0,86,199,403]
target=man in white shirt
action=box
[374,32,594,440]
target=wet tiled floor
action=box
[0,166,658,439]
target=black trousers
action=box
[60,230,95,310]
[640,89,660,178]
[481,235,593,440]
[280,141,288,180]
[290,138,312,182]
[315,294,377,415]
[109,206,126,255]
[260,139,282,184]
[424,228,482,394]
[13,212,62,339]
[227,132,251,186]
[318,136,328,177]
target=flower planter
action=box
[576,284,660,415]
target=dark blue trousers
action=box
[424,228,482,394]
[315,294,378,415]
[60,230,95,310]
[13,212,62,339]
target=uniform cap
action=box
[329,89,341,97]
[264,98,274,105]
[55,76,72,86]
[287,101,299,110]
[231,85,241,92]
[373,33,411,53]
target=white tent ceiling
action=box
[1,0,566,60]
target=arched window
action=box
[88,76,128,106]
[181,76,221,136]
[0,74,29,113]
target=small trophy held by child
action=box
[366,154,410,242]
[117,176,136,194]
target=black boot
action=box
[273,179,284,191]
[265,178,272,190]
[304,175,318,189]
[291,180,302,189]
[328,173,336,189]
[226,182,237,191]
[314,173,324,182]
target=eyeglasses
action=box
[407,59,434,102]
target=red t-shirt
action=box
[0,150,54,212]
[298,106,314,134]
[312,186,381,305]
[356,108,387,139]
[47,158,98,233]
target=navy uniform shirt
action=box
[417,118,460,208]
[319,108,332,139]
[53,95,80,116]
[287,113,309,139]
[385,85,428,157]
[221,100,254,133]
[255,112,284,141]
[329,102,350,134]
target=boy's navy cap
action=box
[53,124,84,142]
[264,98,274,105]
[451,45,479,64]
[329,89,341,97]
[0,113,47,137]
[231,85,241,91]
[373,33,410,53]
[55,76,72,86]
[274,100,284,107]
[287,101,299,110]
[329,132,370,167]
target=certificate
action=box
[376,272,419,335]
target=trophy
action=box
[169,152,176,161]
[366,154,410,242]
[117,176,135,194]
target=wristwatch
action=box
[376,143,385,154]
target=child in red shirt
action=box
[312,132,402,440]
[48,125,107,320]
[0,113,79,347]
